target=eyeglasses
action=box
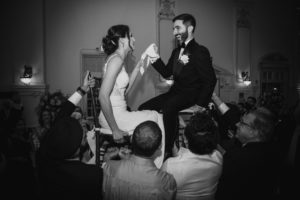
[239,117,253,129]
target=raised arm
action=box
[55,71,95,121]
[142,43,174,79]
[211,92,229,115]
[211,92,240,127]
[151,50,176,79]
[99,56,129,143]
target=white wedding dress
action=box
[99,54,165,168]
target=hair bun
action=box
[101,25,130,56]
[102,35,118,55]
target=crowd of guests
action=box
[1,74,299,200]
[0,92,39,199]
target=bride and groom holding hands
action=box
[98,13,217,167]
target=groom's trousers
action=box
[138,91,196,155]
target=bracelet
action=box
[77,86,86,96]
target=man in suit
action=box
[215,107,280,200]
[139,13,217,158]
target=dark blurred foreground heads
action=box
[42,116,83,160]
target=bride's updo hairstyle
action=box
[102,25,130,56]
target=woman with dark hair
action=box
[98,25,165,168]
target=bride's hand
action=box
[112,129,129,143]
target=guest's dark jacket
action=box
[216,106,279,200]
[153,39,216,107]
[38,101,102,200]
[216,141,279,200]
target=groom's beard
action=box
[176,30,188,44]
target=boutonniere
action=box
[179,54,189,65]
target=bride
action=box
[98,24,165,168]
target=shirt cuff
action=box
[218,102,229,115]
[149,56,160,64]
[68,92,83,106]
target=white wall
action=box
[1,0,45,88]
[1,0,45,127]
[176,0,235,76]
[45,0,158,109]
[1,0,297,126]
[17,0,295,105]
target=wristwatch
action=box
[77,86,86,96]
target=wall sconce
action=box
[20,65,33,85]
[241,71,251,86]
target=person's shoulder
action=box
[171,47,179,55]
[158,165,176,178]
[104,159,123,166]
[189,40,210,57]
[103,158,131,172]
[193,42,210,53]
[163,148,187,167]
[106,54,123,67]
[158,170,177,189]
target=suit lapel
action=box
[173,39,194,76]
[173,48,184,76]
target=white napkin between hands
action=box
[140,43,159,75]
[141,43,159,59]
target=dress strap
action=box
[103,53,123,73]
[106,53,123,64]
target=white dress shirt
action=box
[162,147,223,200]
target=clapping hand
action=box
[118,147,131,160]
[86,127,96,156]
[104,147,119,161]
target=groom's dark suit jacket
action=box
[152,39,216,107]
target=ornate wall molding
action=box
[235,1,252,84]
[236,7,250,28]
[158,0,175,20]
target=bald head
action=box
[132,121,162,157]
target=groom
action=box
[138,13,217,159]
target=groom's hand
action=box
[142,43,160,62]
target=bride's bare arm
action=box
[99,56,128,142]
[125,59,143,95]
